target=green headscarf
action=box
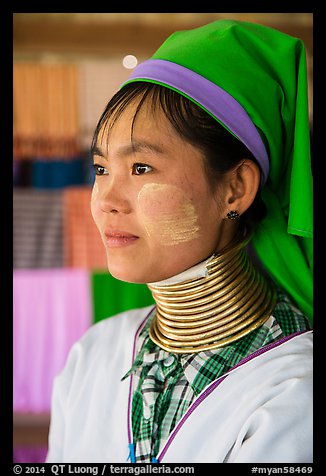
[123,19,313,320]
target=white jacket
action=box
[46,306,313,463]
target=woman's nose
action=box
[99,179,132,215]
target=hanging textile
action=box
[13,188,63,269]
[13,268,92,413]
[31,156,86,189]
[91,271,154,323]
[13,446,48,464]
[13,62,79,159]
[63,185,107,269]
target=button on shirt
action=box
[122,289,311,463]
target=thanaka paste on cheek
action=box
[138,183,200,246]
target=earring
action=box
[227,210,240,220]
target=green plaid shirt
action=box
[122,289,311,463]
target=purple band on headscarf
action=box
[124,59,269,184]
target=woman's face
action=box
[91,97,233,283]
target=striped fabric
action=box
[13,188,64,269]
[123,289,311,463]
[63,186,107,269]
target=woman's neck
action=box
[147,233,276,354]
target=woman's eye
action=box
[93,164,109,176]
[132,163,153,175]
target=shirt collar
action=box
[121,312,235,395]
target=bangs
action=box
[91,83,162,153]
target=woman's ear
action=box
[225,160,261,215]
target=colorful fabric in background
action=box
[31,157,86,189]
[92,272,154,323]
[13,269,92,412]
[13,63,79,159]
[63,186,108,269]
[13,185,110,269]
[13,188,64,269]
[14,446,48,464]
[13,155,95,188]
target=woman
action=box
[46,19,313,463]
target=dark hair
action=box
[92,82,266,229]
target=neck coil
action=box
[148,234,276,353]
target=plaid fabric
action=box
[122,288,311,462]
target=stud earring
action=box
[227,210,240,220]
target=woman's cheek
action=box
[137,183,200,246]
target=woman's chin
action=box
[106,261,172,285]
[104,250,203,285]
[106,260,148,284]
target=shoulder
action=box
[251,330,312,369]
[221,330,313,403]
[232,330,313,394]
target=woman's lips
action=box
[104,230,139,248]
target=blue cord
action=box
[128,443,136,463]
[128,443,159,463]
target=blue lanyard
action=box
[128,443,159,463]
